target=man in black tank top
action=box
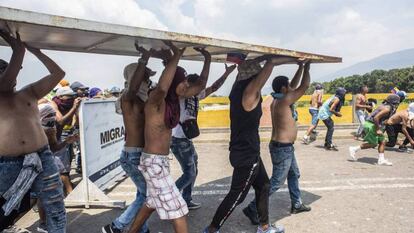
[203,56,296,233]
[349,94,401,166]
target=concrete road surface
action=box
[15,139,414,233]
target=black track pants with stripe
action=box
[211,157,270,229]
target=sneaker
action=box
[242,207,259,225]
[302,136,310,145]
[257,224,285,233]
[202,227,219,233]
[348,147,357,161]
[102,224,121,233]
[37,223,48,233]
[324,143,338,151]
[398,145,408,152]
[378,159,392,166]
[291,203,311,214]
[187,201,201,210]
[2,225,31,233]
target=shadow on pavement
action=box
[24,176,322,233]
[355,157,377,165]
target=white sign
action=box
[65,99,125,208]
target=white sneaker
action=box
[378,159,392,166]
[257,224,285,233]
[348,147,357,161]
[302,136,310,145]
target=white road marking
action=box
[109,182,414,197]
[116,177,414,189]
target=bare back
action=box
[387,110,408,125]
[144,100,171,155]
[271,99,298,143]
[310,91,321,109]
[0,90,48,156]
[121,96,146,148]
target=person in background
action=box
[385,102,414,152]
[349,94,401,166]
[354,86,372,140]
[0,30,66,232]
[37,103,79,232]
[70,81,89,98]
[110,86,122,98]
[318,87,347,150]
[302,83,324,144]
[88,87,103,98]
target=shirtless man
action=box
[384,103,414,151]
[203,56,297,233]
[302,83,323,144]
[102,44,155,233]
[354,86,372,139]
[0,30,66,232]
[349,94,401,165]
[243,61,312,226]
[127,42,188,233]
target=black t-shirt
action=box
[229,77,262,167]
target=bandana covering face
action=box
[164,66,187,129]
[334,87,346,112]
[38,103,56,129]
[52,96,74,115]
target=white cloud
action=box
[0,0,167,30]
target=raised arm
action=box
[204,64,237,97]
[242,56,297,111]
[289,62,304,89]
[123,43,154,101]
[147,42,185,106]
[178,47,211,97]
[22,45,65,99]
[0,30,25,91]
[285,62,311,104]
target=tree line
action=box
[306,66,414,94]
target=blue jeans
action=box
[356,110,367,137]
[0,146,66,233]
[247,142,302,213]
[170,137,198,203]
[309,109,319,126]
[112,148,148,233]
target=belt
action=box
[270,140,293,148]
[0,145,49,162]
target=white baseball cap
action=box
[408,103,414,120]
[56,86,76,97]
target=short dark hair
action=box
[360,85,368,92]
[272,76,289,93]
[187,74,200,84]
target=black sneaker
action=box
[398,145,408,152]
[324,143,338,151]
[102,224,121,233]
[187,201,201,210]
[242,207,259,225]
[291,203,311,214]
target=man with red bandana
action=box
[127,42,190,233]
